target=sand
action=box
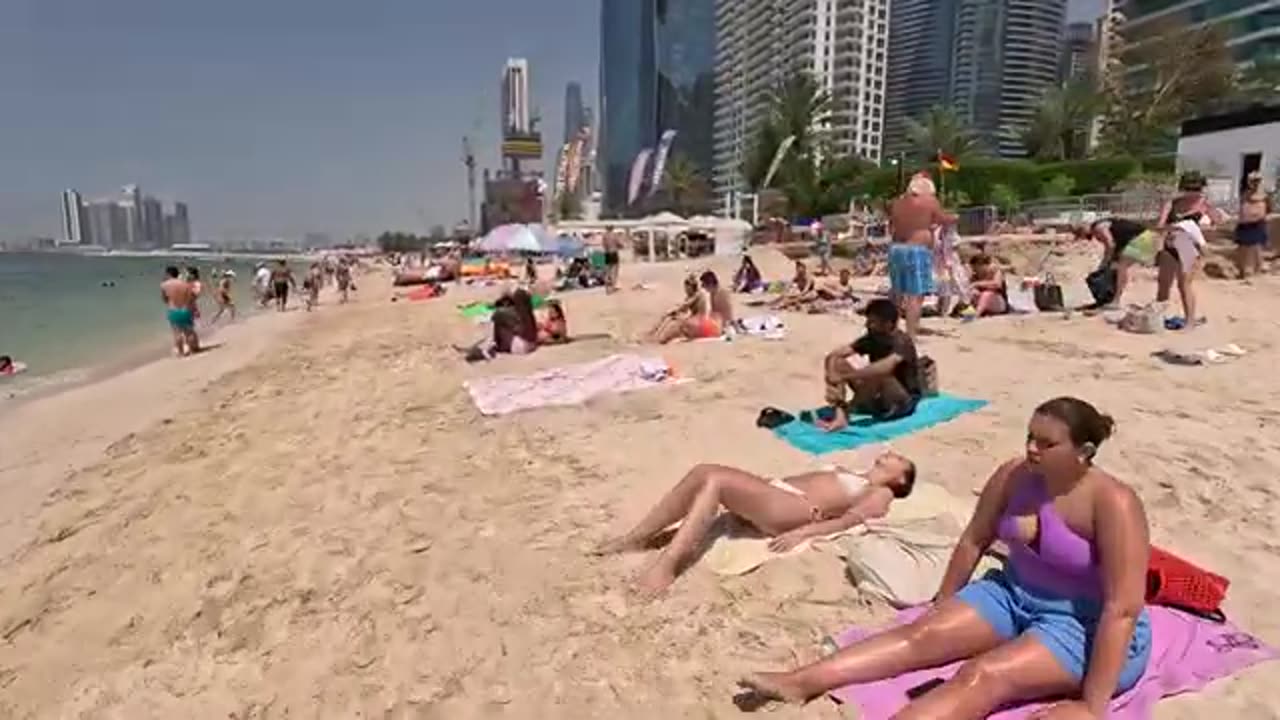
[1,249,1278,719]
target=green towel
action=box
[457,295,547,319]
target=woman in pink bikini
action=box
[740,397,1152,720]
[594,452,917,596]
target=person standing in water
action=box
[888,173,957,339]
[270,260,295,312]
[1236,171,1271,280]
[211,271,237,323]
[253,263,272,307]
[161,266,200,356]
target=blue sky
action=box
[0,0,1102,241]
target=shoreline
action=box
[0,300,307,561]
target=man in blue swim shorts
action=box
[888,173,956,338]
[161,265,201,356]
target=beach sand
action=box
[1,251,1278,718]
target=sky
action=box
[0,0,1102,241]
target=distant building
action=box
[503,58,532,135]
[601,0,715,215]
[1179,104,1280,204]
[85,199,129,249]
[1062,21,1099,84]
[564,82,587,143]
[166,202,192,247]
[141,195,165,248]
[60,189,89,245]
[481,172,544,233]
[1117,0,1280,66]
[951,0,1068,157]
[884,0,961,160]
[711,0,889,199]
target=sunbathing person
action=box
[537,299,569,345]
[820,298,921,432]
[816,268,857,301]
[733,255,765,293]
[966,254,1008,317]
[740,397,1152,720]
[647,275,720,343]
[595,451,917,596]
[772,260,818,310]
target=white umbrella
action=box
[476,224,542,253]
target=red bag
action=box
[1146,546,1229,622]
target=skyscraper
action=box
[60,189,89,245]
[502,58,531,135]
[1116,0,1280,65]
[951,0,1068,157]
[883,0,960,159]
[711,0,890,198]
[169,202,192,246]
[564,82,587,143]
[1062,21,1099,84]
[141,195,165,248]
[600,0,715,215]
[85,199,128,249]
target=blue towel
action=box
[773,394,988,455]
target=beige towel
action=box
[702,482,973,576]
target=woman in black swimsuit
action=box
[1155,174,1225,329]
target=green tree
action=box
[989,183,1021,218]
[1040,174,1077,199]
[1100,20,1235,156]
[656,154,713,217]
[743,71,832,197]
[903,105,983,164]
[1020,80,1103,161]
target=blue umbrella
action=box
[553,234,585,257]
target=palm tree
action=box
[743,72,832,191]
[658,154,712,217]
[1020,80,1103,161]
[904,105,983,163]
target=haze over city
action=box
[1,0,1103,243]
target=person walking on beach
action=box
[253,263,271,307]
[211,270,237,323]
[888,173,957,339]
[161,266,200,356]
[1236,171,1271,280]
[270,260,296,312]
[335,258,354,304]
[303,263,322,311]
[603,229,622,293]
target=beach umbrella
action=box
[553,234,585,257]
[476,224,542,254]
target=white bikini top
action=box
[824,466,868,498]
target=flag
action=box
[937,151,959,172]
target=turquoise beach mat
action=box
[773,394,988,455]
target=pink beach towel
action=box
[829,606,1277,719]
[464,353,686,416]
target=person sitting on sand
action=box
[733,255,764,293]
[537,300,569,345]
[595,451,917,596]
[965,254,1008,317]
[820,298,921,432]
[772,260,819,310]
[739,398,1152,720]
[816,267,857,302]
[703,270,735,329]
[647,275,719,343]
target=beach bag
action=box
[918,357,939,397]
[1033,274,1065,311]
[1120,230,1159,266]
[1119,304,1163,334]
[756,407,795,429]
[1086,268,1117,306]
[1147,546,1229,622]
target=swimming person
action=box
[820,298,921,432]
[211,271,237,323]
[161,265,200,356]
[889,173,957,338]
[1235,170,1271,280]
[595,452,917,596]
[0,356,16,375]
[740,398,1152,720]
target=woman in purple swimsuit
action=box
[740,397,1152,720]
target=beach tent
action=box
[635,211,691,262]
[689,216,752,256]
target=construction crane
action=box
[462,136,477,234]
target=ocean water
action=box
[0,253,265,397]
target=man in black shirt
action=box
[819,298,921,432]
[1074,217,1147,308]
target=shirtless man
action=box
[1236,171,1272,279]
[603,229,622,293]
[772,260,818,310]
[888,173,957,338]
[702,270,735,328]
[816,267,857,301]
[647,275,718,343]
[335,258,354,303]
[270,260,296,312]
[303,263,323,311]
[161,265,200,356]
[211,271,237,323]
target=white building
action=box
[60,189,87,245]
[502,58,531,135]
[712,0,889,198]
[1178,105,1280,204]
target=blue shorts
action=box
[888,243,934,297]
[1236,221,1269,247]
[956,569,1151,692]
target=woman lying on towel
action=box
[740,397,1152,720]
[594,452,917,596]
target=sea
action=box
[0,252,267,400]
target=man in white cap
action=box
[888,172,956,338]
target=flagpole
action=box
[937,150,946,202]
